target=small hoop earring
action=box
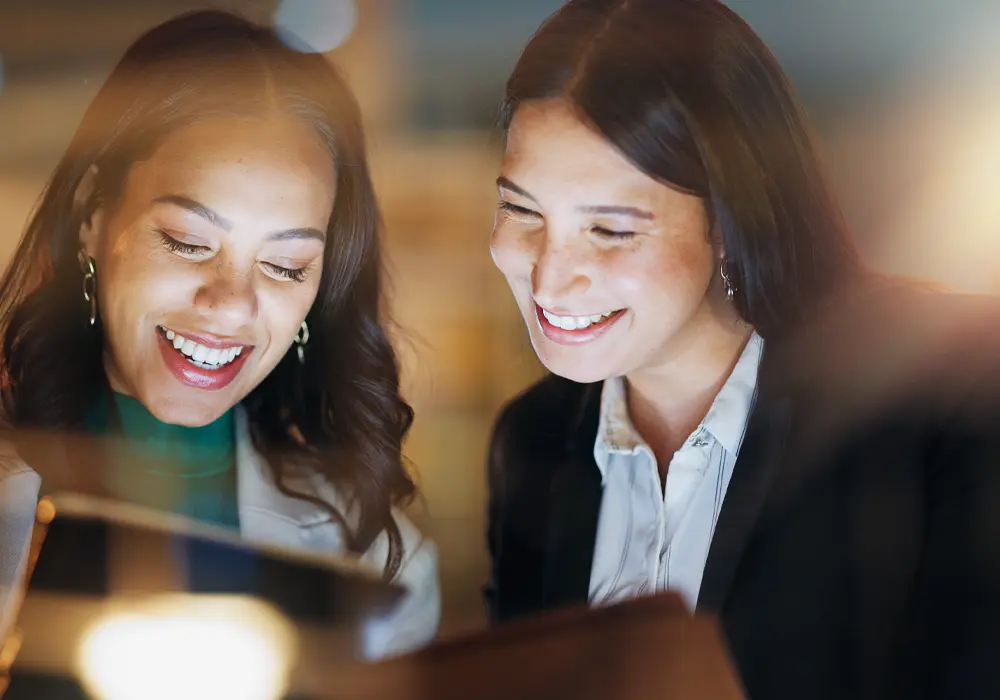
[720,258,737,301]
[294,320,310,364]
[78,250,97,326]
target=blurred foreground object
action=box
[323,592,745,700]
[0,497,54,695]
[2,493,404,699]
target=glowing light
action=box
[76,595,297,700]
[274,0,357,54]
[880,91,1000,293]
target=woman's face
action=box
[81,116,335,427]
[491,99,722,384]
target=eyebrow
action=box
[153,195,326,242]
[496,176,536,202]
[496,177,655,221]
[581,205,655,220]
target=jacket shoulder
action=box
[491,374,596,461]
[357,507,440,658]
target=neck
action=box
[87,390,235,478]
[625,304,751,470]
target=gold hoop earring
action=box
[720,258,737,301]
[78,250,97,326]
[294,320,310,364]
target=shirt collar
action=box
[593,332,764,479]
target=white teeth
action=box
[158,326,245,369]
[541,309,619,331]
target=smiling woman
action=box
[486,1,1000,698]
[0,10,439,659]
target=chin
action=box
[528,332,615,386]
[536,354,613,386]
[143,394,231,428]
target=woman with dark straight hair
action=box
[486,0,1000,697]
[0,10,439,657]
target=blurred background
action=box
[0,0,998,639]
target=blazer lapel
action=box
[541,382,604,610]
[697,352,794,614]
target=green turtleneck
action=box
[83,391,240,530]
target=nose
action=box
[193,262,258,329]
[530,233,592,306]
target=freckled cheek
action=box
[607,243,713,311]
[99,249,185,316]
[489,224,535,279]
[257,284,320,347]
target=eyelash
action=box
[592,226,636,239]
[263,262,308,283]
[156,228,308,283]
[497,202,636,239]
[497,201,536,217]
[157,228,208,256]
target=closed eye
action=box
[158,227,309,282]
[592,225,636,239]
[260,261,308,283]
[498,201,539,217]
[156,228,211,255]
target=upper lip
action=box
[160,325,252,349]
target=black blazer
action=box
[485,282,1000,700]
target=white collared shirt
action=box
[589,333,763,611]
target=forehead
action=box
[126,116,336,223]
[502,99,660,197]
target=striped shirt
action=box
[589,333,764,611]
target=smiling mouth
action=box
[157,326,245,370]
[538,307,626,331]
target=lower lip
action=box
[157,332,251,391]
[535,305,626,345]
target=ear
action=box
[74,165,104,258]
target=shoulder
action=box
[0,436,40,491]
[304,471,439,587]
[307,470,440,658]
[490,374,599,464]
[356,507,440,658]
[360,506,438,586]
[0,437,42,640]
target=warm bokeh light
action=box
[75,595,297,700]
[274,0,357,54]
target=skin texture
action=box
[79,115,335,427]
[491,99,750,466]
